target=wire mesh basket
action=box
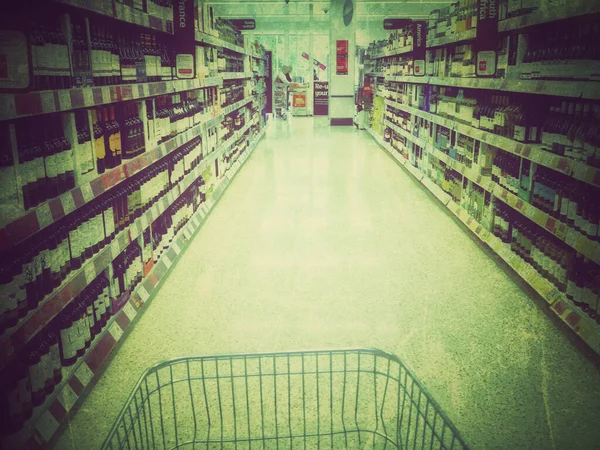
[101,349,468,449]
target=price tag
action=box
[57,383,78,412]
[123,302,137,322]
[58,90,71,110]
[565,229,579,248]
[162,253,172,269]
[80,184,94,203]
[108,321,124,342]
[40,91,57,114]
[36,203,54,229]
[83,88,94,107]
[546,287,564,305]
[111,241,121,259]
[136,284,150,303]
[84,262,97,284]
[34,410,60,443]
[75,363,94,387]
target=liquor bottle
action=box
[119,32,135,83]
[0,256,20,333]
[1,361,33,434]
[30,19,45,91]
[91,110,106,174]
[47,330,62,388]
[55,18,72,90]
[70,21,92,87]
[27,335,47,406]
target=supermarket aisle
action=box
[57,117,600,450]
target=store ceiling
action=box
[208,0,454,19]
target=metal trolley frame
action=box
[101,349,468,449]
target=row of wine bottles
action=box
[382,105,600,245]
[0,133,206,335]
[0,175,208,436]
[3,83,252,212]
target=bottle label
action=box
[566,280,576,298]
[49,340,60,370]
[582,287,596,308]
[60,325,77,359]
[560,197,570,216]
[45,153,59,178]
[573,285,584,303]
[69,229,81,259]
[567,200,577,221]
[587,222,599,238]
[29,358,46,392]
[94,134,106,159]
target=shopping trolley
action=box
[101,349,468,449]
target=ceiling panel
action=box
[211,1,452,17]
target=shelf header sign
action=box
[174,0,196,78]
[230,19,256,30]
[476,0,499,77]
[412,21,427,76]
[383,19,412,30]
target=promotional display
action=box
[314,81,329,116]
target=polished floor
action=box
[56,117,600,450]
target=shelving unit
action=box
[383,75,600,100]
[56,0,174,34]
[0,78,223,121]
[0,1,270,447]
[368,125,600,355]
[364,2,600,357]
[2,126,266,450]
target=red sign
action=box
[293,94,306,108]
[336,40,348,75]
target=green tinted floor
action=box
[56,117,600,450]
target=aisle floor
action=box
[56,117,600,450]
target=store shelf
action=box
[0,77,223,121]
[498,0,600,32]
[1,126,267,450]
[0,114,259,373]
[383,117,600,266]
[385,75,600,100]
[55,0,174,34]
[220,72,254,80]
[372,46,413,59]
[0,95,254,250]
[368,125,600,355]
[196,30,245,55]
[427,28,476,48]
[384,98,600,188]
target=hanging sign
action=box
[314,81,329,116]
[412,21,426,76]
[336,40,348,75]
[229,19,256,30]
[174,0,196,79]
[476,0,499,77]
[383,18,412,30]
